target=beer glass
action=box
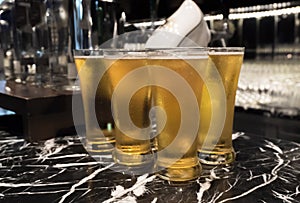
[198,47,244,165]
[150,48,208,181]
[74,49,115,153]
[102,49,154,166]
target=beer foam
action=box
[208,52,244,56]
[148,55,208,59]
[103,55,208,60]
[74,55,104,59]
[73,56,208,60]
[74,52,208,60]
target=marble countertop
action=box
[0,131,299,203]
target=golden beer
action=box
[75,54,153,165]
[103,58,153,166]
[149,54,208,181]
[75,48,209,181]
[198,48,244,165]
[75,56,115,153]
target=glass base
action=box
[113,148,154,167]
[86,140,115,153]
[198,150,235,165]
[112,159,155,175]
[61,84,81,92]
[157,162,202,182]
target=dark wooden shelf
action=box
[0,80,77,141]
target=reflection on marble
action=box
[0,130,299,203]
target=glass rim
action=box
[74,47,244,52]
[73,47,245,58]
[73,47,209,58]
[73,47,209,52]
[73,49,104,58]
[208,47,245,53]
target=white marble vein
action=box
[52,161,100,168]
[151,197,158,203]
[58,163,114,203]
[217,145,287,203]
[197,167,220,202]
[33,168,67,184]
[103,174,156,203]
[0,181,72,188]
[28,153,89,161]
[0,139,24,144]
[272,190,296,203]
[209,177,239,203]
[265,140,283,154]
[37,139,71,162]
[232,132,245,140]
[197,180,211,202]
[0,132,299,202]
[259,147,266,152]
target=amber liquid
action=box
[76,54,209,179]
[75,57,154,165]
[149,58,207,181]
[198,52,244,165]
[75,57,115,153]
[104,58,153,166]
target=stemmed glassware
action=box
[236,60,300,116]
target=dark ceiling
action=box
[120,0,299,21]
[198,0,299,13]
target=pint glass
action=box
[150,48,208,181]
[102,50,153,166]
[74,50,115,153]
[198,47,244,165]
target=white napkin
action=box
[145,0,211,48]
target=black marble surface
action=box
[0,131,299,203]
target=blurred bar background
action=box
[0,0,298,142]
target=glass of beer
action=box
[73,49,115,154]
[101,49,154,167]
[150,48,208,181]
[197,47,244,165]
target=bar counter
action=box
[0,131,299,202]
